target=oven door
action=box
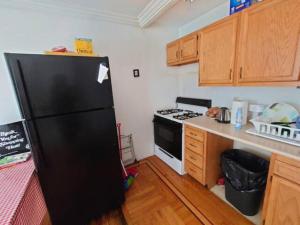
[153,115,182,160]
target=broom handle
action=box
[117,123,122,159]
[120,160,128,177]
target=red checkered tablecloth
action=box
[0,159,47,225]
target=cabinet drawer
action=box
[185,150,203,169]
[185,125,205,142]
[185,160,204,184]
[274,160,300,185]
[185,136,204,156]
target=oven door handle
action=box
[158,147,174,159]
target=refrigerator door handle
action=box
[23,121,47,171]
[15,59,34,120]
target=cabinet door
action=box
[167,41,180,66]
[265,176,300,225]
[237,0,300,84]
[180,33,198,64]
[199,15,239,85]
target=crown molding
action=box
[0,0,181,28]
[0,0,139,27]
[138,0,179,28]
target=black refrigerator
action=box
[5,53,125,225]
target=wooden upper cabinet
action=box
[167,0,300,86]
[167,33,198,66]
[199,15,239,85]
[167,41,180,66]
[265,176,300,225]
[179,33,198,64]
[236,0,300,85]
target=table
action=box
[0,159,47,225]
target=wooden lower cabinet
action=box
[183,126,300,224]
[264,176,300,225]
[184,125,233,188]
[263,154,300,225]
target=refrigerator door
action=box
[5,53,114,120]
[26,109,124,225]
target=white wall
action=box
[177,64,300,110]
[179,1,229,37]
[0,5,179,160]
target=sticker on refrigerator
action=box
[97,64,109,84]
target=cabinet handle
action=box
[181,49,183,58]
[190,132,197,137]
[239,67,243,79]
[229,69,233,80]
[176,51,179,59]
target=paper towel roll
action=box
[231,100,249,125]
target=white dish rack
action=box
[246,119,300,147]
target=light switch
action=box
[133,69,140,78]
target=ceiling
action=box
[157,0,227,27]
[41,0,151,17]
[4,0,228,28]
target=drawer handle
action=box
[190,132,197,137]
[189,143,197,148]
[189,156,196,160]
[189,168,197,173]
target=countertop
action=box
[184,116,300,161]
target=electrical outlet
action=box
[133,69,140,78]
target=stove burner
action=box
[173,112,203,120]
[157,109,184,115]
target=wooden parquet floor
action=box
[122,162,202,225]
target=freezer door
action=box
[5,53,114,120]
[26,109,124,225]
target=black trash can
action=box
[221,149,269,216]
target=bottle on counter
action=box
[231,99,248,126]
[296,116,300,129]
[235,107,243,129]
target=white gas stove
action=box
[153,97,212,175]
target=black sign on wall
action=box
[0,121,30,159]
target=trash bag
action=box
[221,149,269,191]
[224,178,264,216]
